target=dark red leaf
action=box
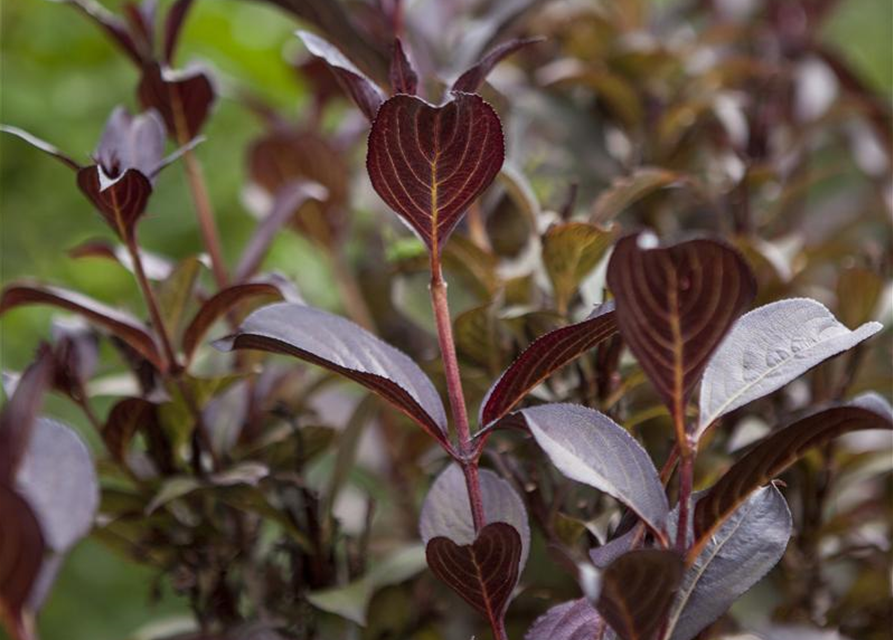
[366,93,505,255]
[0,484,45,637]
[121,0,155,57]
[76,166,152,238]
[0,126,82,172]
[297,31,385,122]
[138,62,216,140]
[691,405,892,557]
[103,397,154,463]
[61,0,144,65]
[605,233,755,443]
[182,281,291,361]
[49,318,99,401]
[214,302,449,446]
[480,302,617,426]
[426,522,522,622]
[163,0,196,64]
[0,349,53,482]
[452,37,543,93]
[0,283,165,371]
[596,549,683,640]
[389,38,418,95]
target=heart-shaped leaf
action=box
[426,521,522,622]
[606,233,755,444]
[452,37,543,93]
[0,484,44,637]
[15,418,99,552]
[367,92,505,255]
[517,404,668,537]
[480,301,617,427]
[0,283,165,371]
[298,30,385,122]
[76,166,152,238]
[214,302,449,445]
[666,486,792,640]
[525,598,602,640]
[138,62,215,140]
[389,38,418,95]
[692,405,892,555]
[596,549,683,640]
[698,298,883,434]
[420,463,530,571]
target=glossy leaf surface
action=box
[480,301,617,426]
[367,93,504,255]
[214,302,448,444]
[606,233,755,435]
[698,298,883,433]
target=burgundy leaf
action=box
[605,233,755,442]
[297,31,385,122]
[138,62,216,140]
[596,549,683,640]
[163,0,196,64]
[49,318,99,400]
[76,166,153,238]
[121,1,155,59]
[0,349,53,482]
[182,281,291,361]
[525,598,601,640]
[389,38,418,95]
[480,301,617,426]
[452,37,544,93]
[0,484,45,637]
[0,126,82,171]
[0,283,165,371]
[366,93,505,255]
[692,405,892,557]
[214,302,449,446]
[59,0,143,65]
[426,522,522,623]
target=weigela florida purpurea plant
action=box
[1,1,891,640]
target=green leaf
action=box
[542,221,617,313]
[156,256,202,340]
[590,168,682,223]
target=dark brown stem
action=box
[181,147,228,288]
[675,451,694,553]
[429,259,486,532]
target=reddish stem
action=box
[675,452,694,553]
[429,258,486,532]
[181,148,228,288]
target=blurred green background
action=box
[0,0,889,638]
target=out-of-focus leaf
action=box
[542,222,617,313]
[525,598,601,640]
[297,31,385,122]
[216,485,312,551]
[698,299,883,434]
[454,303,503,370]
[389,38,418,95]
[307,545,426,626]
[517,404,668,537]
[589,529,638,569]
[367,93,505,255]
[498,164,541,222]
[590,168,682,223]
[0,125,82,171]
[163,0,196,64]
[215,302,449,445]
[54,0,142,65]
[49,317,99,400]
[0,484,45,635]
[324,395,377,512]
[0,348,53,481]
[138,63,215,140]
[452,37,543,93]
[419,463,530,571]
[836,266,884,328]
[426,522,522,621]
[692,405,893,555]
[480,302,616,426]
[69,238,174,280]
[606,233,755,443]
[145,477,202,514]
[595,549,683,640]
[156,257,202,340]
[441,235,500,300]
[103,397,153,463]
[15,418,99,552]
[666,486,792,640]
[0,283,165,371]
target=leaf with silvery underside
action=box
[214,302,449,446]
[0,125,81,171]
[590,168,683,223]
[15,418,99,553]
[69,238,174,280]
[298,31,385,122]
[420,463,530,571]
[517,404,669,539]
[525,598,602,640]
[606,233,756,441]
[479,301,617,427]
[389,38,418,95]
[307,545,426,625]
[589,528,638,569]
[542,221,617,313]
[0,283,165,371]
[426,522,522,622]
[0,483,45,637]
[665,486,791,640]
[366,93,505,256]
[596,549,683,640]
[452,37,544,93]
[697,298,883,435]
[692,405,892,556]
[53,0,143,65]
[0,349,53,482]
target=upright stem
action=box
[429,259,486,532]
[181,147,228,288]
[675,451,694,553]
